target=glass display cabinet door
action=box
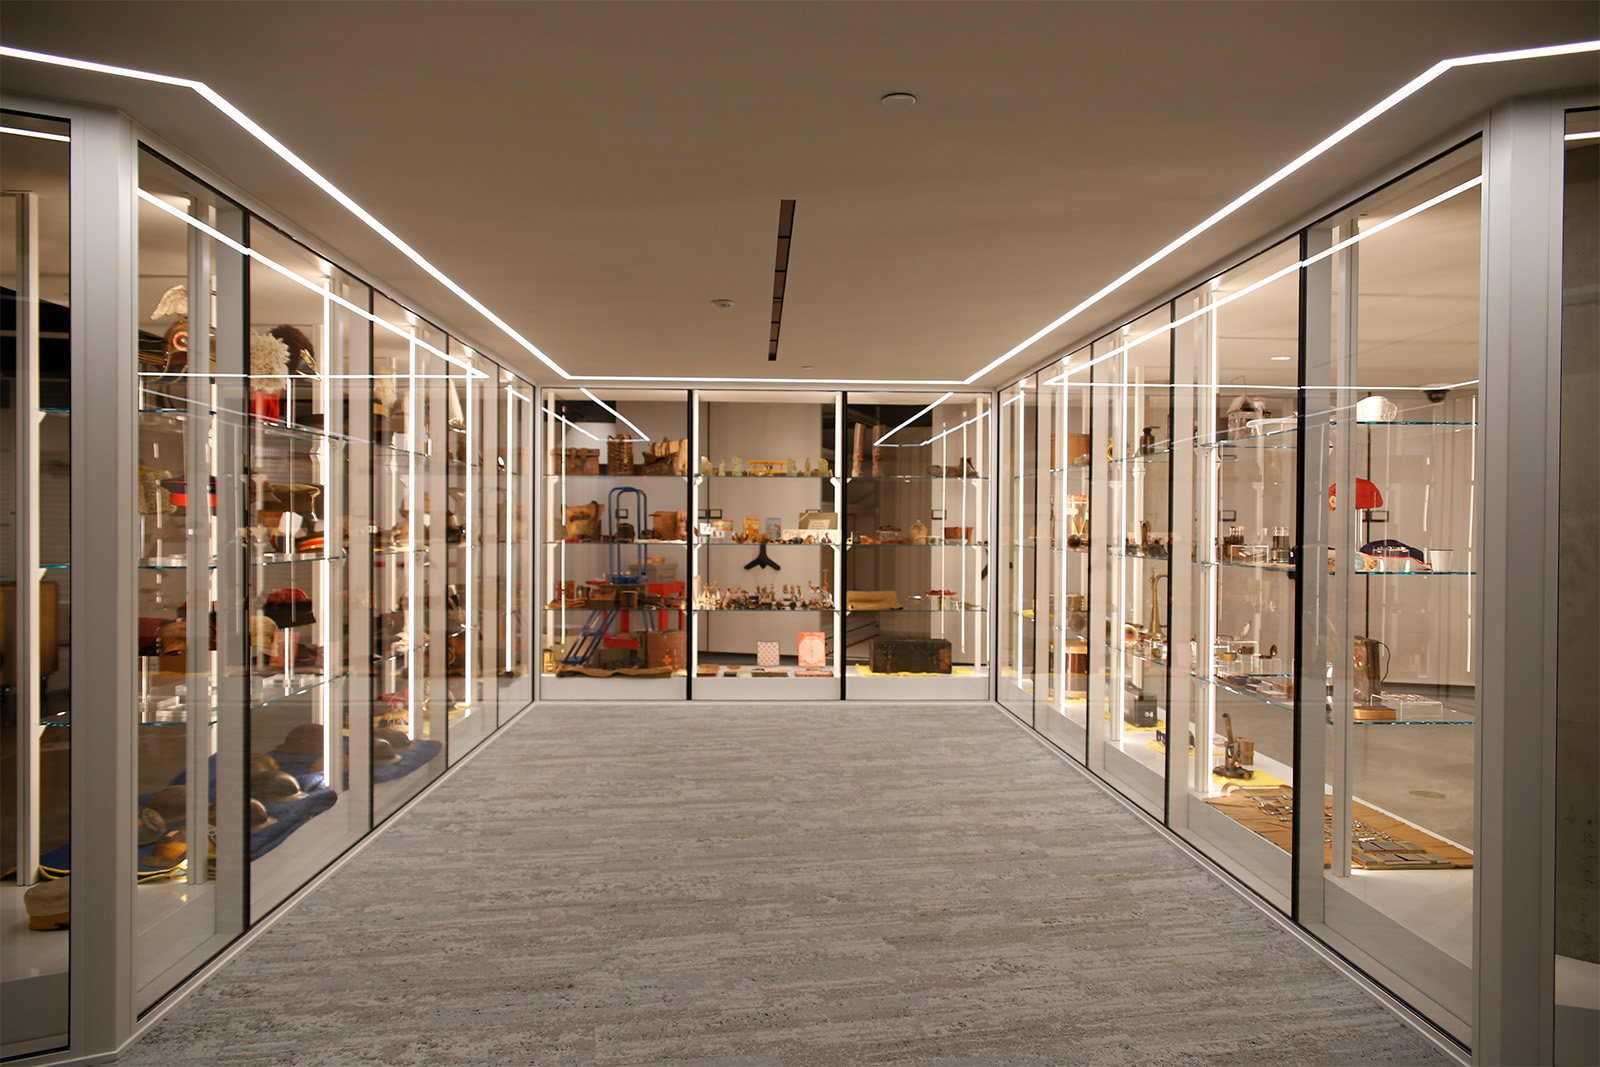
[1172,237,1301,912]
[1040,348,1092,761]
[497,372,533,721]
[129,149,248,1005]
[538,389,690,700]
[1,111,72,1058]
[690,391,840,700]
[369,295,445,823]
[244,225,372,921]
[1091,307,1173,819]
[445,342,494,761]
[841,391,990,701]
[1306,142,1482,1040]
[996,379,1034,721]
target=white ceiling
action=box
[1,1,1595,388]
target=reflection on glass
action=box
[1,111,71,1058]
[843,392,990,700]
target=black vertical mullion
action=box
[1291,226,1311,925]
[1163,306,1176,828]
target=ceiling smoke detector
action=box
[881,92,917,109]
[710,298,734,309]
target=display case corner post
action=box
[1475,93,1566,1067]
[68,105,140,1057]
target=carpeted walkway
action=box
[118,704,1453,1066]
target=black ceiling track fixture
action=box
[769,199,794,361]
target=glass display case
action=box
[996,378,1036,721]
[497,368,535,720]
[691,391,840,700]
[129,148,250,1005]
[1171,236,1302,908]
[538,389,691,700]
[1089,305,1174,819]
[242,222,371,922]
[998,126,1497,1050]
[1302,142,1483,1034]
[1,110,73,1060]
[1038,349,1092,761]
[842,392,989,700]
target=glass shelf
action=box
[139,557,215,571]
[1347,419,1476,427]
[1124,648,1171,669]
[1108,551,1171,563]
[1200,558,1295,573]
[251,669,351,710]
[850,541,988,549]
[697,473,836,480]
[1108,443,1175,465]
[693,607,835,613]
[542,539,691,547]
[847,606,985,613]
[542,472,689,481]
[1197,425,1299,450]
[253,550,349,566]
[1195,672,1294,713]
[845,474,988,483]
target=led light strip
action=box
[1566,130,1600,141]
[0,125,69,142]
[7,40,1595,387]
[1042,175,1483,385]
[874,392,954,446]
[580,387,650,441]
[542,406,601,440]
[137,189,488,376]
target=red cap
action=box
[1328,478,1383,511]
[265,587,310,604]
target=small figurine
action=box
[731,456,743,476]
[785,459,797,477]
[818,458,832,477]
[701,457,713,477]
[910,519,928,545]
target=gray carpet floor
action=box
[118,704,1454,1066]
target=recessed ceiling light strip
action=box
[1042,174,1482,385]
[137,188,487,375]
[4,41,1592,388]
[1566,130,1600,141]
[972,39,1598,385]
[2,44,567,378]
[770,199,795,363]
